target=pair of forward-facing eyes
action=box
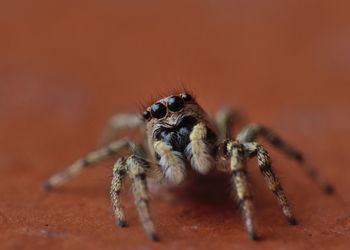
[142,93,193,120]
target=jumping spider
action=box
[44,92,333,241]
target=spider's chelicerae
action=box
[44,92,333,241]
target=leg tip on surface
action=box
[323,185,335,195]
[149,233,160,242]
[249,232,260,241]
[117,220,128,228]
[42,181,53,192]
[287,217,298,225]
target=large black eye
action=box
[167,96,184,112]
[181,93,193,102]
[142,110,151,120]
[151,102,167,119]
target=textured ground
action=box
[1,1,350,249]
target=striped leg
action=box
[111,155,159,241]
[44,139,141,191]
[223,140,258,240]
[237,124,333,193]
[111,157,128,227]
[243,142,296,225]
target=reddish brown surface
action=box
[1,1,350,249]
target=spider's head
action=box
[142,93,211,152]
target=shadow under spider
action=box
[165,170,237,210]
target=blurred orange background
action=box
[1,1,349,249]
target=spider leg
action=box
[220,140,258,240]
[243,142,296,225]
[111,157,128,227]
[101,113,144,144]
[43,139,144,190]
[111,155,160,241]
[214,106,242,141]
[237,124,333,193]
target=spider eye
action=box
[151,102,167,119]
[181,93,193,102]
[167,96,184,112]
[142,110,151,120]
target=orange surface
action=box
[1,1,350,249]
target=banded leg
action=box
[111,155,159,241]
[237,124,333,193]
[215,106,242,141]
[243,142,296,225]
[44,139,142,191]
[223,140,258,240]
[111,157,128,227]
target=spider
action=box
[44,92,333,241]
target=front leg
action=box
[219,140,258,240]
[243,142,296,225]
[111,155,161,241]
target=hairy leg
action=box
[44,139,143,190]
[111,157,128,227]
[237,123,333,193]
[220,140,258,240]
[111,155,161,241]
[243,142,296,225]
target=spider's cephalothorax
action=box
[44,92,333,241]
